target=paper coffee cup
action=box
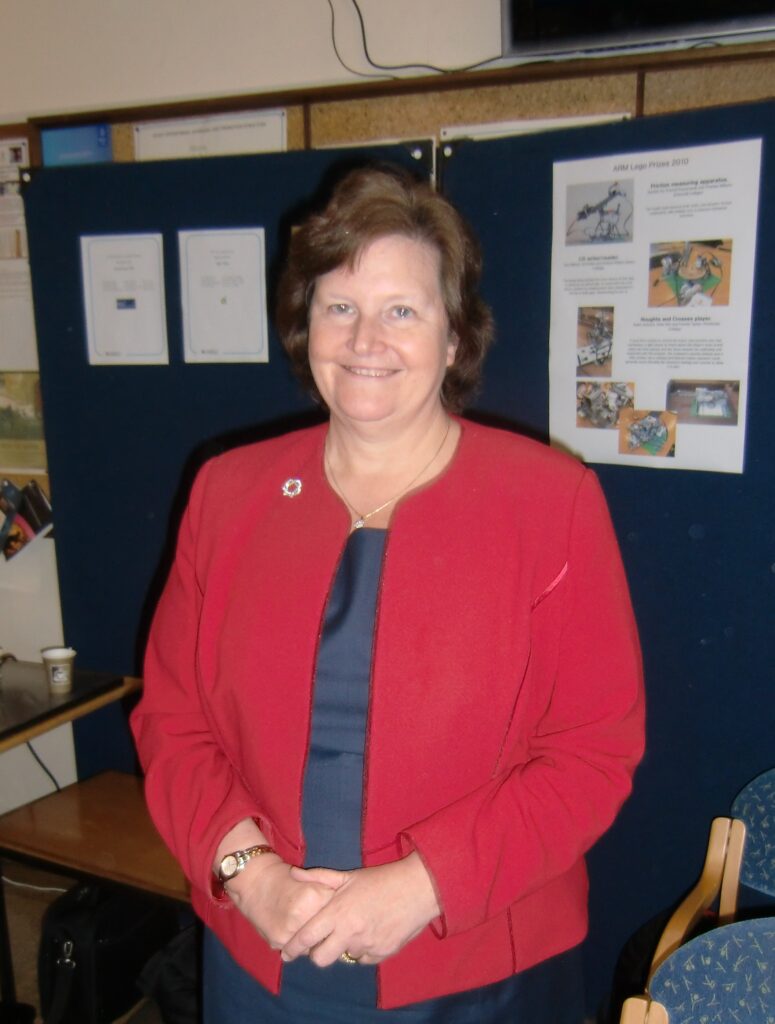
[41,646,77,693]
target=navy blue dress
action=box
[203,529,585,1023]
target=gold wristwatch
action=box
[218,844,275,884]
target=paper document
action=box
[134,111,286,161]
[549,138,761,473]
[179,229,269,364]
[81,235,169,365]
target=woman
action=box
[131,164,644,1022]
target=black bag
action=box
[38,882,180,1024]
[137,921,201,1024]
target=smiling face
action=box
[308,234,457,433]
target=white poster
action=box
[0,138,38,371]
[134,110,286,161]
[549,138,761,473]
[179,229,269,364]
[81,235,168,365]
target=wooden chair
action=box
[621,917,775,1023]
[730,767,775,901]
[647,815,746,974]
[620,768,775,1022]
[649,767,775,975]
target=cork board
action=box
[644,58,775,114]
[48,48,775,160]
[111,123,134,162]
[309,75,639,147]
[285,106,306,149]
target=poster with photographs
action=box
[549,139,761,472]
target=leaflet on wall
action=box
[179,229,269,363]
[41,125,112,166]
[0,138,38,371]
[81,235,168,365]
[134,110,286,161]
[549,138,761,473]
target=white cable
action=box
[1,874,69,894]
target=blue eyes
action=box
[326,303,414,320]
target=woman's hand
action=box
[225,854,340,950]
[280,852,441,966]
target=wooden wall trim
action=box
[635,71,646,117]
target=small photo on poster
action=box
[565,180,633,245]
[618,409,677,458]
[648,240,732,308]
[576,381,635,430]
[576,306,614,377]
[666,379,740,426]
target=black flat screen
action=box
[502,0,775,55]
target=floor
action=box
[3,861,164,1023]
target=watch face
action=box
[220,854,239,879]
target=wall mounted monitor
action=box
[501,0,775,58]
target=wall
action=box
[0,0,501,122]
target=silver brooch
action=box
[282,478,302,498]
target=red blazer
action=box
[131,418,644,1008]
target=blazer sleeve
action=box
[398,469,645,938]
[130,458,265,903]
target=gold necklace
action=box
[325,419,452,530]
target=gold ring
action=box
[340,951,361,964]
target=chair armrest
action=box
[620,995,649,1023]
[718,818,745,923]
[649,816,732,974]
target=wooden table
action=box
[0,660,142,755]
[0,666,188,1022]
[0,771,189,904]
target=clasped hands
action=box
[226,850,440,967]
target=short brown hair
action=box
[275,164,493,412]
